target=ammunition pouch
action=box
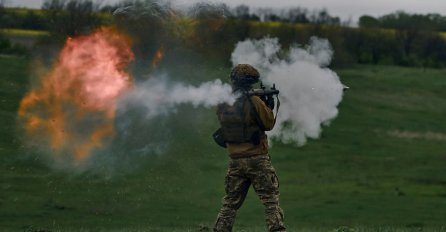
[213,128,226,148]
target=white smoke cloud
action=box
[231,37,344,145]
[118,76,235,119]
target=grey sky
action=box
[7,0,446,21]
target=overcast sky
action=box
[8,0,446,22]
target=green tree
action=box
[287,7,309,23]
[22,10,48,30]
[358,15,380,28]
[42,0,102,38]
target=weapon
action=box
[247,82,279,97]
[247,82,279,110]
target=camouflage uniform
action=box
[214,155,286,232]
[214,64,285,232]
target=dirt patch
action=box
[386,129,446,141]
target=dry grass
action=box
[386,129,446,141]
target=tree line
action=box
[0,1,343,32]
[360,11,446,32]
[1,0,446,68]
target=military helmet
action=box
[230,64,260,87]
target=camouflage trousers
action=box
[214,155,286,232]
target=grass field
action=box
[1,56,446,231]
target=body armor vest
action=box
[217,95,265,144]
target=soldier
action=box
[213,64,286,232]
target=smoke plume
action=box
[118,77,235,119]
[231,37,344,145]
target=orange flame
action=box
[18,27,134,161]
[151,47,164,68]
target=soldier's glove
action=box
[265,96,275,110]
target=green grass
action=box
[1,57,446,231]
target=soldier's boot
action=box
[214,207,236,232]
[265,205,286,232]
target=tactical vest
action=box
[217,95,265,145]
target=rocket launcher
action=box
[246,82,280,112]
[247,82,279,97]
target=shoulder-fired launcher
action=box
[246,82,279,110]
[247,82,279,97]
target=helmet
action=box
[230,64,260,87]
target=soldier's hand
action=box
[266,96,275,110]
